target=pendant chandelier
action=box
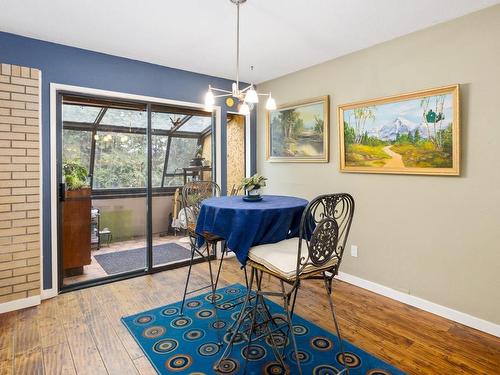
[204,0,276,115]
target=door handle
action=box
[58,183,66,202]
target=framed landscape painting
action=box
[338,85,460,175]
[266,96,329,163]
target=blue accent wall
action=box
[0,31,257,290]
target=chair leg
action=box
[206,241,224,345]
[255,271,287,371]
[242,269,260,374]
[280,280,302,375]
[324,276,349,375]
[213,266,255,372]
[179,243,196,315]
[213,241,226,291]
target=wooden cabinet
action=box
[62,188,91,276]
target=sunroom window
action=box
[61,97,213,193]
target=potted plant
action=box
[240,173,267,201]
[63,160,89,191]
[189,145,205,166]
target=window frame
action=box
[62,98,212,196]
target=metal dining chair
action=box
[179,181,227,315]
[216,193,355,374]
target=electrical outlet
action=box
[350,245,358,257]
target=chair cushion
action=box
[248,238,301,279]
[248,238,338,280]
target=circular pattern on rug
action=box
[263,361,289,375]
[152,338,178,354]
[312,364,340,374]
[142,326,166,339]
[186,300,201,309]
[161,307,179,316]
[366,370,393,375]
[165,354,193,372]
[220,302,235,310]
[225,287,240,294]
[265,332,289,349]
[134,315,154,325]
[271,314,287,326]
[230,311,241,321]
[310,336,333,351]
[215,358,239,374]
[336,352,361,368]
[290,350,312,364]
[223,331,247,345]
[204,293,223,303]
[170,316,192,329]
[211,320,227,330]
[292,324,309,336]
[241,344,267,361]
[196,309,215,319]
[198,342,221,357]
[183,329,205,341]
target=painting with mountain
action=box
[267,96,329,162]
[338,85,460,175]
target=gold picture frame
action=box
[266,96,329,163]
[338,85,460,175]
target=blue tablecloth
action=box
[196,195,308,265]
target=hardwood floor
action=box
[1,258,499,374]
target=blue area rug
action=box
[122,284,405,374]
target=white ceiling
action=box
[1,0,499,83]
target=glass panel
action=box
[166,138,198,173]
[178,116,212,133]
[151,112,174,130]
[100,108,147,128]
[151,135,169,187]
[63,104,101,123]
[93,132,147,189]
[62,129,92,173]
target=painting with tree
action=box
[266,96,329,162]
[338,85,460,175]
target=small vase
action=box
[247,187,261,198]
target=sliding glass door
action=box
[57,93,215,290]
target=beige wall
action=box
[257,6,500,324]
[0,63,41,305]
[93,195,173,239]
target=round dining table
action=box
[195,195,308,265]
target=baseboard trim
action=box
[41,288,58,300]
[337,271,500,338]
[0,295,41,314]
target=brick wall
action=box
[0,63,41,305]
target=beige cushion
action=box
[248,238,339,280]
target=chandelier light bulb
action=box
[238,102,250,116]
[205,88,215,107]
[265,94,276,110]
[244,86,259,103]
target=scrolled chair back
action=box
[297,193,355,277]
[181,181,221,231]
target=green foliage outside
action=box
[63,160,89,190]
[63,130,200,189]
